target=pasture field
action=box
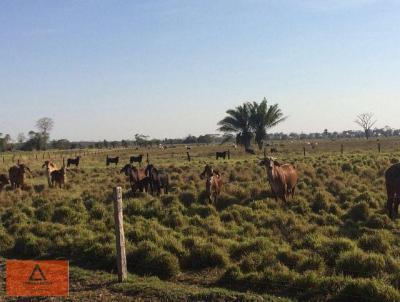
[1,139,400,301]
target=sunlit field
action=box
[1,138,400,301]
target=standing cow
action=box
[385,163,400,219]
[145,164,169,195]
[67,156,80,167]
[8,164,31,189]
[259,157,297,202]
[42,161,58,187]
[200,164,223,203]
[0,174,9,192]
[120,164,149,194]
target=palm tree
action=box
[218,103,253,149]
[249,98,286,150]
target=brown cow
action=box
[42,161,58,187]
[200,164,223,203]
[8,164,31,189]
[259,157,297,202]
[120,164,149,194]
[385,163,400,219]
[0,174,9,192]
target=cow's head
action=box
[259,157,279,170]
[200,164,214,179]
[42,161,56,170]
[18,164,31,174]
[145,164,157,177]
[120,164,133,176]
[0,174,9,185]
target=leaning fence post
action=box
[113,187,127,282]
[186,152,191,162]
[378,142,381,153]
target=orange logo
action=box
[6,260,69,297]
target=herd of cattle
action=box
[1,152,400,219]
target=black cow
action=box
[216,151,228,160]
[145,164,169,195]
[106,155,119,166]
[67,156,80,167]
[130,154,143,166]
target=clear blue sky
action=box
[1,0,399,141]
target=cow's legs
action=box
[394,196,400,218]
[387,197,394,219]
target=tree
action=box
[134,134,149,147]
[249,98,286,150]
[354,113,377,140]
[218,103,253,149]
[0,133,12,152]
[17,133,26,144]
[36,117,54,149]
[218,98,286,150]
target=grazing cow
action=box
[42,160,58,187]
[0,174,9,192]
[129,154,143,166]
[200,164,223,203]
[120,164,149,193]
[145,164,170,195]
[270,147,278,153]
[51,166,67,188]
[232,144,237,150]
[245,148,255,154]
[106,155,119,166]
[259,157,298,202]
[8,164,31,189]
[216,151,228,160]
[67,156,80,167]
[385,163,400,219]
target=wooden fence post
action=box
[341,144,343,154]
[113,187,127,282]
[186,152,191,162]
[227,149,230,160]
[146,153,149,163]
[378,143,381,153]
[303,147,306,157]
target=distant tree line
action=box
[1,112,399,152]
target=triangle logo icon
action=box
[28,264,47,282]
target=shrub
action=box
[277,249,304,270]
[335,250,386,278]
[52,206,85,225]
[318,237,356,266]
[179,191,196,206]
[230,238,274,260]
[184,242,229,270]
[0,226,14,254]
[311,191,331,213]
[333,279,400,302]
[358,233,390,253]
[35,203,54,221]
[128,241,180,279]
[347,201,370,222]
[366,214,392,229]
[341,163,352,172]
[89,204,106,220]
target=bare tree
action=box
[355,113,377,140]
